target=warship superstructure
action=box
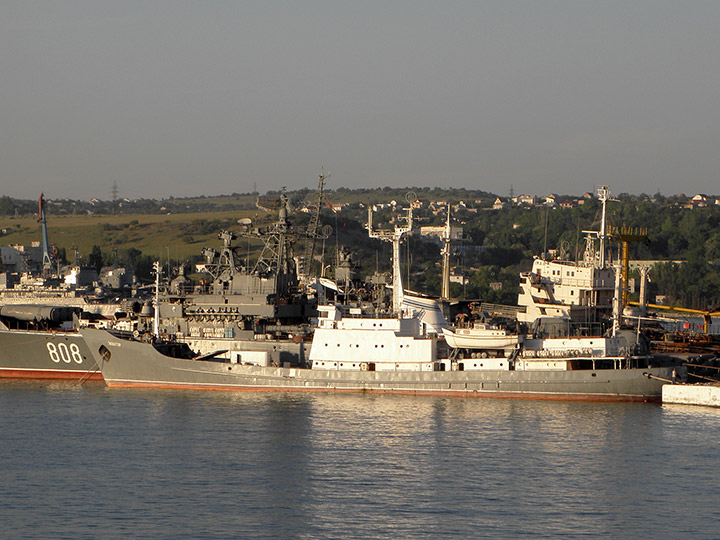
[121,189,321,366]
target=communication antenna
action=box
[581,185,620,268]
[302,168,329,279]
[37,193,52,269]
[367,191,415,314]
[152,261,161,337]
[112,181,119,202]
[441,204,452,299]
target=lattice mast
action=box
[249,188,295,299]
[37,193,52,269]
[302,169,328,279]
[582,185,617,268]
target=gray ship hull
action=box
[82,328,674,401]
[0,328,102,380]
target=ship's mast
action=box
[597,185,610,268]
[38,193,52,270]
[302,169,328,279]
[638,265,650,316]
[612,265,622,336]
[581,185,615,268]
[367,198,414,315]
[153,261,161,337]
[441,204,452,300]
[238,187,323,299]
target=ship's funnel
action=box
[400,294,450,334]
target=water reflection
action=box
[1,387,718,539]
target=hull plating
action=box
[0,329,101,380]
[83,328,671,401]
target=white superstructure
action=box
[309,305,440,372]
[517,186,618,324]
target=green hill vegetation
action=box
[1,190,720,310]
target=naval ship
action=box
[112,189,323,366]
[0,194,139,380]
[81,288,682,401]
[80,188,685,401]
[0,305,101,380]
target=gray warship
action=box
[0,194,138,380]
[116,188,324,366]
[81,307,681,401]
[0,305,101,380]
[80,191,685,401]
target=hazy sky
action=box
[2,1,719,200]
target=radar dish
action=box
[406,191,418,204]
[237,217,252,225]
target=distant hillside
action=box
[2,188,720,309]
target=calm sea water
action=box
[1,382,718,540]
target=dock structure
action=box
[662,384,720,408]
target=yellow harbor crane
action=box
[609,225,648,307]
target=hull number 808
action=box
[46,342,84,364]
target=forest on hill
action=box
[1,189,719,311]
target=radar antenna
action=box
[302,168,329,279]
[581,185,620,268]
[37,193,52,270]
[367,192,415,314]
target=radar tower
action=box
[367,192,415,314]
[302,168,329,279]
[37,193,52,270]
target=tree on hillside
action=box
[88,245,104,274]
[0,196,15,215]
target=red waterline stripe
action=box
[0,369,104,381]
[104,381,657,402]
